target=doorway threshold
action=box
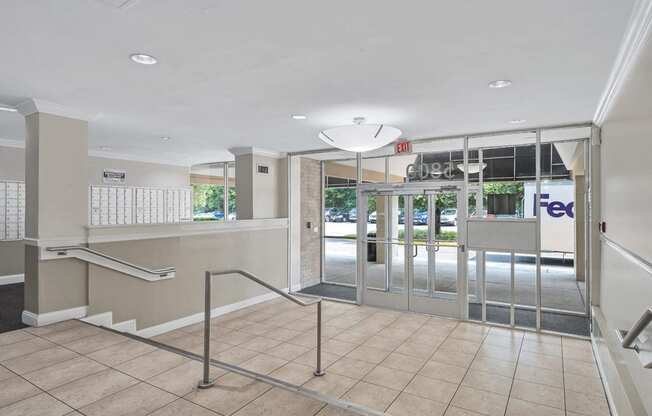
[297,283,356,303]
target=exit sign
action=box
[395,140,412,154]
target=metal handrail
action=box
[46,246,175,277]
[600,234,652,276]
[620,307,652,351]
[198,269,325,389]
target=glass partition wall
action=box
[295,124,592,336]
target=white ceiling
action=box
[0,0,635,166]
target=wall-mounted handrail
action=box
[45,246,175,280]
[600,234,652,276]
[198,269,324,389]
[620,307,652,351]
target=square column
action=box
[19,100,90,324]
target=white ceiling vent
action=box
[95,0,141,10]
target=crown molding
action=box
[16,98,98,121]
[229,146,286,159]
[88,150,192,167]
[594,0,652,126]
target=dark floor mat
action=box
[0,283,27,333]
[469,303,589,336]
[298,283,356,302]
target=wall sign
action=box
[395,140,412,154]
[103,169,127,184]
[257,164,269,174]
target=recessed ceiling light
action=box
[291,114,307,120]
[130,53,158,65]
[99,146,112,151]
[161,136,171,141]
[0,105,17,112]
[488,79,512,89]
[509,119,526,124]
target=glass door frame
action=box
[356,181,468,319]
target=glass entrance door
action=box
[359,184,466,318]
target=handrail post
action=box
[622,307,652,350]
[314,300,325,376]
[198,271,215,388]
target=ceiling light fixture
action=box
[509,119,526,124]
[291,114,307,120]
[457,162,487,174]
[99,146,112,151]
[488,79,512,89]
[0,105,18,112]
[130,53,158,65]
[318,117,402,153]
[161,136,171,141]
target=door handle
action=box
[413,245,418,257]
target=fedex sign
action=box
[534,193,574,218]
[524,181,575,253]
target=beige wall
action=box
[88,157,189,188]
[235,153,287,219]
[0,241,24,276]
[87,228,287,329]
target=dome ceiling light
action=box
[318,117,402,153]
[457,162,487,174]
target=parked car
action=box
[348,208,357,222]
[440,208,457,226]
[228,212,236,220]
[331,209,349,222]
[324,208,338,222]
[413,210,428,225]
[398,208,405,224]
[368,211,377,223]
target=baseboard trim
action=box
[22,305,89,327]
[0,273,24,285]
[136,289,286,338]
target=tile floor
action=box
[0,299,611,416]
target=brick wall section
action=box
[300,158,321,288]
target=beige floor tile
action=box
[462,369,512,396]
[0,392,73,416]
[386,391,447,416]
[161,334,205,350]
[381,352,427,373]
[521,340,562,357]
[327,357,376,380]
[147,360,227,396]
[450,324,489,343]
[363,365,414,391]
[302,372,357,397]
[483,334,522,349]
[114,349,188,380]
[0,375,41,408]
[408,333,447,347]
[476,344,519,363]
[510,379,564,409]
[431,348,475,368]
[315,404,360,415]
[441,338,482,355]
[25,321,83,336]
[523,332,561,345]
[232,387,324,416]
[1,346,79,375]
[215,346,259,365]
[505,397,564,416]
[87,338,157,366]
[0,337,55,362]
[562,346,595,363]
[79,382,177,416]
[345,345,391,364]
[0,365,14,382]
[563,372,606,397]
[419,361,467,384]
[148,398,221,416]
[404,374,458,404]
[322,339,358,356]
[0,330,35,347]
[267,342,311,361]
[444,406,484,416]
[61,331,128,355]
[184,372,272,416]
[241,354,288,375]
[565,389,610,416]
[517,351,563,372]
[294,350,341,369]
[40,325,103,345]
[218,330,257,346]
[22,356,107,390]
[361,335,404,351]
[238,323,274,337]
[562,337,593,351]
[376,327,415,340]
[515,363,563,388]
[451,386,508,416]
[269,362,316,385]
[563,358,599,378]
[239,336,283,353]
[341,381,400,412]
[469,356,516,378]
[186,339,236,357]
[394,341,437,360]
[49,368,139,409]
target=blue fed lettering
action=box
[534,194,574,218]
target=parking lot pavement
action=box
[324,221,457,237]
